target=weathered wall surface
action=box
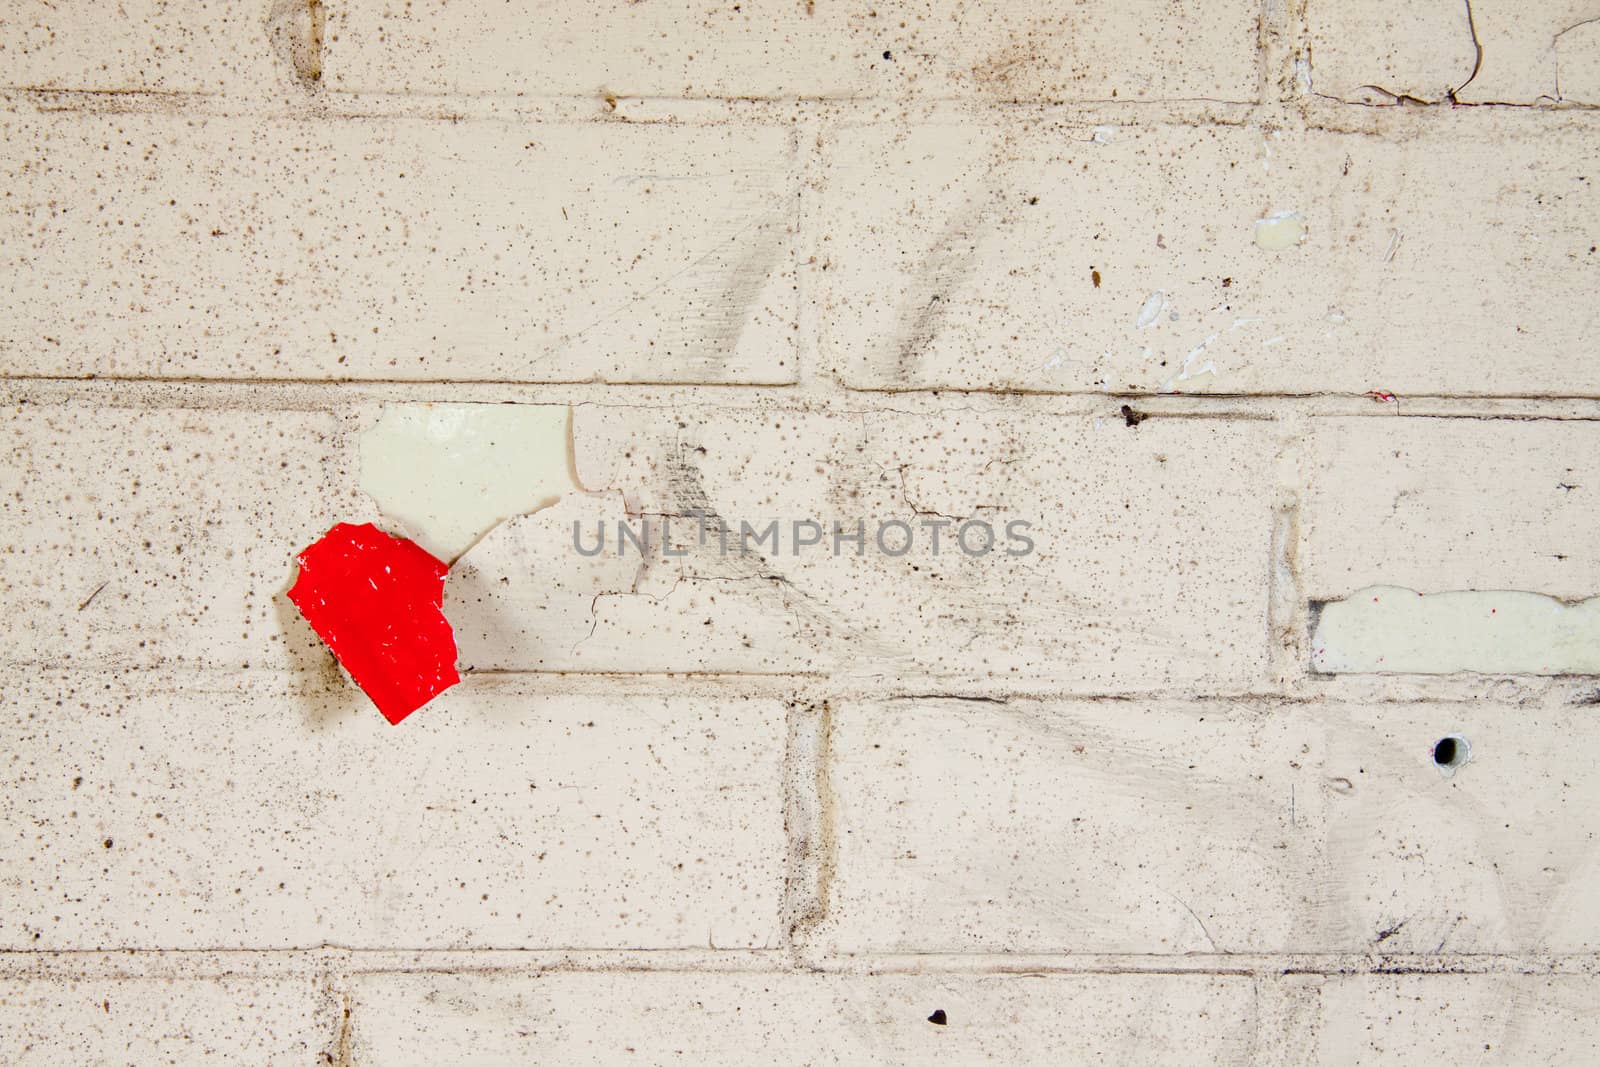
[3,1,1600,1063]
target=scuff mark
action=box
[76,580,109,612]
[781,699,835,957]
[556,192,794,379]
[1382,230,1403,263]
[1268,501,1304,679]
[890,208,986,380]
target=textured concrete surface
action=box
[3,0,1600,1063]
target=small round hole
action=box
[1432,734,1471,776]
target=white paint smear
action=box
[1162,333,1219,391]
[1135,291,1168,330]
[1312,585,1600,674]
[359,402,577,562]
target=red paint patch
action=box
[287,523,459,724]
[1365,390,1396,403]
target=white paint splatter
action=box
[1135,291,1168,330]
[1162,333,1220,391]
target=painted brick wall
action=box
[4,1,1600,1062]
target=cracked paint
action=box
[1307,0,1600,104]
[1305,1,1477,102]
[358,402,578,563]
[287,523,460,724]
[1312,585,1600,674]
[1554,16,1600,101]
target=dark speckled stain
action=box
[264,0,325,86]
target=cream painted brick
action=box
[0,975,333,1064]
[0,671,785,949]
[546,403,1274,688]
[0,400,353,672]
[324,0,1262,103]
[1306,0,1600,105]
[821,697,1600,954]
[344,971,1258,1065]
[816,113,1600,396]
[0,111,797,383]
[1301,975,1600,1064]
[0,1,315,96]
[1302,416,1600,599]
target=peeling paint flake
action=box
[1312,585,1600,675]
[287,523,460,724]
[359,402,578,563]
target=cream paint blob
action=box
[358,402,577,562]
[1312,585,1600,674]
[1254,211,1306,252]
